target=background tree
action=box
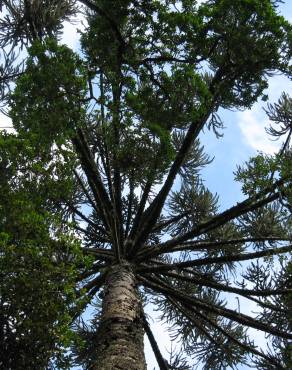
[0,0,292,369]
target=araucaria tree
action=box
[0,0,292,369]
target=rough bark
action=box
[94,262,146,370]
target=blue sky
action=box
[1,1,291,369]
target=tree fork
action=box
[93,263,146,370]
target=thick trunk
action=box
[94,263,146,370]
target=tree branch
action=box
[138,183,283,260]
[156,271,288,314]
[81,247,113,261]
[111,82,124,261]
[156,270,291,298]
[66,201,107,235]
[73,273,106,322]
[138,275,292,340]
[151,212,190,234]
[80,272,106,294]
[138,236,292,260]
[72,129,114,241]
[76,263,108,282]
[128,156,161,251]
[138,244,292,273]
[155,236,291,255]
[125,174,135,238]
[73,169,100,214]
[142,312,169,370]
[73,224,109,245]
[131,107,214,254]
[168,297,282,369]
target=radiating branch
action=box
[131,107,214,254]
[156,271,288,314]
[151,212,190,234]
[138,275,292,340]
[156,237,292,254]
[73,169,100,214]
[72,273,106,322]
[156,271,291,298]
[125,174,135,238]
[66,201,107,235]
[168,297,283,369]
[76,263,108,282]
[80,273,106,294]
[142,313,169,370]
[81,247,114,261]
[73,224,108,245]
[138,244,292,273]
[72,129,115,247]
[128,156,161,250]
[138,183,284,260]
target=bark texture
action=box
[94,263,146,370]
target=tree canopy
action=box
[0,1,292,369]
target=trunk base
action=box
[94,263,146,370]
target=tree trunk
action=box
[94,262,146,370]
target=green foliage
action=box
[197,0,292,107]
[0,200,87,369]
[235,151,292,216]
[126,67,211,130]
[0,0,77,48]
[10,38,87,147]
[0,130,91,369]
[282,262,292,368]
[235,153,279,195]
[169,180,218,236]
[265,92,292,138]
[0,131,79,217]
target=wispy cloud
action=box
[61,13,87,50]
[0,112,14,134]
[237,109,280,154]
[237,75,292,155]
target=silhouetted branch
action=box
[138,275,292,340]
[72,129,114,240]
[139,183,284,260]
[81,247,113,261]
[131,106,215,254]
[168,297,283,369]
[73,169,100,214]
[138,244,292,273]
[157,236,292,254]
[142,312,169,370]
[156,271,291,298]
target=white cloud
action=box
[0,112,14,134]
[237,74,292,155]
[237,109,281,155]
[61,13,87,50]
